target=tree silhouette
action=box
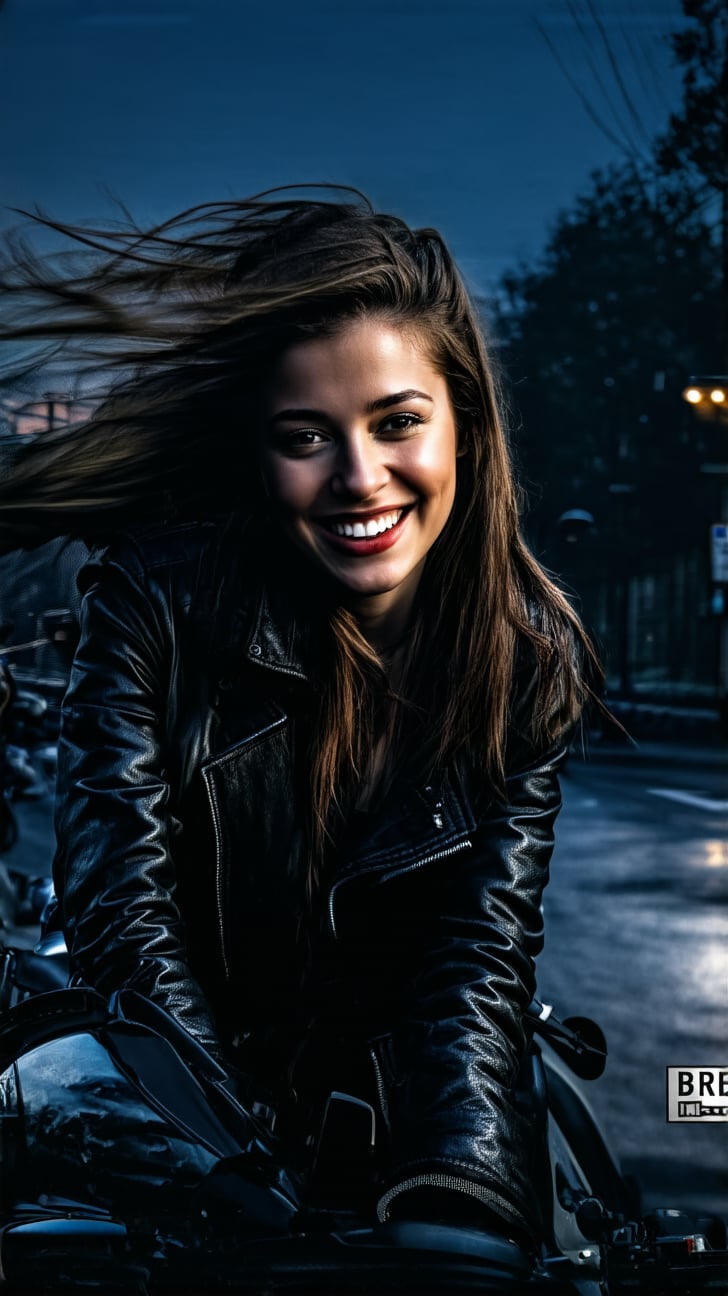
[656,0,728,363]
[498,0,726,697]
[498,163,720,691]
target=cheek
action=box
[260,457,323,516]
[411,441,458,505]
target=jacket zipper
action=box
[201,768,230,980]
[376,1172,526,1232]
[328,839,472,938]
[369,1045,392,1135]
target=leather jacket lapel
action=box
[327,772,477,937]
[201,701,478,954]
[199,703,298,981]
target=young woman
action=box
[0,192,596,1247]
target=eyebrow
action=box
[269,389,434,423]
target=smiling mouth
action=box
[318,506,412,538]
[312,504,415,556]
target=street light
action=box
[556,508,596,543]
[681,375,728,421]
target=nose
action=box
[330,431,389,500]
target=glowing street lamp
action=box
[682,376,728,421]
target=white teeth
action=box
[327,508,404,538]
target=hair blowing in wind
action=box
[0,189,599,854]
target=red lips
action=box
[314,506,412,555]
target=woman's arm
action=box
[53,541,225,1063]
[377,732,568,1240]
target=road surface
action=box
[538,739,727,1219]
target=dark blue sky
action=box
[2,0,683,295]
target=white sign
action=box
[711,524,728,583]
[667,1067,728,1122]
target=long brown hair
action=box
[0,188,599,891]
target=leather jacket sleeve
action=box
[53,541,226,1065]
[376,725,568,1240]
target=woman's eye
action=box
[281,428,327,452]
[379,412,422,435]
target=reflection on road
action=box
[539,745,728,1217]
[702,838,728,869]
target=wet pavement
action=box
[538,738,728,1219]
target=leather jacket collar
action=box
[236,521,338,686]
[243,571,312,684]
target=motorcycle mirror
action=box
[530,1006,608,1081]
[556,1016,608,1081]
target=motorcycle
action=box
[0,610,75,926]
[0,653,19,857]
[0,928,726,1294]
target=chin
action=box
[334,568,409,597]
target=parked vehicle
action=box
[0,655,18,856]
[0,679,56,926]
[0,610,76,928]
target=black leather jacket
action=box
[54,515,569,1239]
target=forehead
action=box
[265,318,446,405]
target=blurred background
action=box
[1,0,725,724]
[0,0,725,1224]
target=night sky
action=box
[2,0,684,295]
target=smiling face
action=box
[258,318,460,637]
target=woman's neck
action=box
[347,569,421,657]
[356,606,410,657]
